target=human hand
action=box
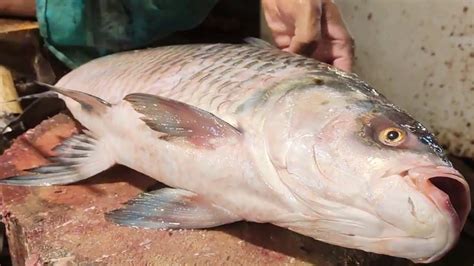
[261,0,354,72]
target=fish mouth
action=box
[405,166,471,263]
[408,166,471,229]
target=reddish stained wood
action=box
[3,113,472,265]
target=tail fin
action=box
[0,83,115,186]
[0,132,115,186]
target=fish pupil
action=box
[387,130,400,141]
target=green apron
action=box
[36,0,219,68]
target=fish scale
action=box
[56,43,317,116]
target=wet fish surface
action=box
[0,38,471,263]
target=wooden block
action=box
[0,19,37,34]
[0,65,22,131]
[0,18,59,85]
[0,66,22,113]
[0,114,406,265]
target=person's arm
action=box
[0,0,36,17]
[261,0,354,72]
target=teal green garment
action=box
[36,0,219,68]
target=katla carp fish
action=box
[1,39,470,263]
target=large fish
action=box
[0,39,470,263]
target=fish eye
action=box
[378,127,406,146]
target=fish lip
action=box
[407,166,470,227]
[404,166,471,263]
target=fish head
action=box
[263,80,471,263]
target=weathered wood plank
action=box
[0,66,22,115]
[0,19,37,34]
[0,114,406,265]
[0,18,60,86]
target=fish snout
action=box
[409,166,471,231]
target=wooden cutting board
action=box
[0,113,407,265]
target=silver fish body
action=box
[2,40,471,263]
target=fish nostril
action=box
[429,176,470,223]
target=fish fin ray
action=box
[105,188,240,229]
[0,133,115,186]
[244,37,275,49]
[124,93,241,147]
[34,81,111,114]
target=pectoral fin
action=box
[124,93,241,148]
[106,188,240,229]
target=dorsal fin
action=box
[244,37,276,49]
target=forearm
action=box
[0,0,36,17]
